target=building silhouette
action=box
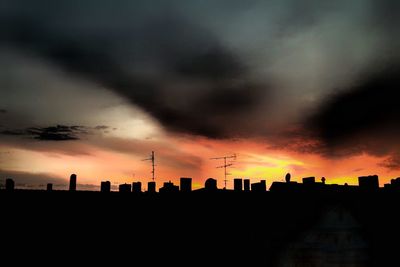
[6,178,14,192]
[251,180,266,192]
[303,177,316,185]
[47,183,53,191]
[234,178,243,192]
[69,174,77,191]
[269,181,299,192]
[205,178,217,191]
[101,181,111,193]
[159,181,179,193]
[132,182,142,193]
[180,177,192,192]
[391,177,400,187]
[244,179,250,192]
[384,177,400,190]
[358,175,379,190]
[119,183,131,193]
[148,181,156,193]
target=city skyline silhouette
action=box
[1,0,399,266]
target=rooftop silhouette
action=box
[2,172,400,194]
[2,171,400,267]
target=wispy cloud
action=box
[1,124,110,141]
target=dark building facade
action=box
[148,181,156,193]
[180,177,192,192]
[5,178,14,192]
[69,174,77,191]
[384,177,400,190]
[251,180,266,192]
[132,182,142,193]
[358,175,379,190]
[205,178,217,191]
[119,183,131,193]
[303,177,316,185]
[159,181,179,193]
[244,179,250,192]
[101,181,111,193]
[46,183,53,191]
[234,178,243,192]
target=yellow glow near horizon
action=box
[1,136,399,189]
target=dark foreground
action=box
[2,190,399,266]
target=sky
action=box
[0,0,399,190]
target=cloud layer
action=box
[306,63,400,168]
[1,125,110,141]
[1,12,268,138]
[0,0,399,172]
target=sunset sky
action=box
[0,0,399,190]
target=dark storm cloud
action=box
[1,125,109,141]
[0,13,267,138]
[28,125,84,141]
[0,0,399,142]
[306,63,400,168]
[308,64,400,145]
[175,47,243,79]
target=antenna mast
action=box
[210,154,237,189]
[142,151,155,181]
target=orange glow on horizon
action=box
[1,135,399,190]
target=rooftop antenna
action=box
[142,151,155,181]
[210,154,237,189]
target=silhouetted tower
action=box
[210,154,236,189]
[234,178,243,192]
[244,179,250,192]
[251,180,266,192]
[69,174,77,191]
[159,181,179,193]
[119,183,131,193]
[132,182,142,193]
[321,177,326,184]
[285,173,291,183]
[205,178,218,191]
[47,183,53,191]
[5,178,14,192]
[358,175,379,190]
[101,181,111,193]
[143,151,156,181]
[148,181,156,193]
[180,177,192,192]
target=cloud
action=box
[0,0,399,142]
[94,125,110,130]
[1,125,87,141]
[379,153,400,170]
[304,63,400,168]
[307,64,400,145]
[0,13,268,138]
[1,124,113,141]
[0,109,6,114]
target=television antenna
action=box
[210,154,237,189]
[142,151,155,181]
